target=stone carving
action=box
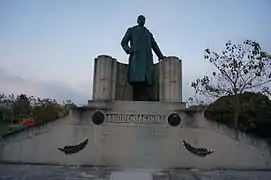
[168,113,181,127]
[92,111,105,125]
[58,139,89,155]
[183,140,214,157]
[105,113,166,125]
[148,127,166,137]
[121,15,166,101]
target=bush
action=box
[204,92,271,138]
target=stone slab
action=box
[86,100,186,112]
[110,171,152,180]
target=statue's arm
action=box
[151,34,164,59]
[121,28,132,54]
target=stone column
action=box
[159,56,182,102]
[92,55,117,100]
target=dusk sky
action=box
[0,0,270,104]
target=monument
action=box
[121,15,165,101]
[1,15,271,175]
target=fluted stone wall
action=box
[159,56,182,102]
[92,55,182,102]
[114,62,134,101]
[92,55,117,101]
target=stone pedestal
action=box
[2,100,271,170]
[92,55,182,102]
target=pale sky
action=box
[0,0,271,104]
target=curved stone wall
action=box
[92,55,117,101]
[158,56,182,102]
[92,55,182,102]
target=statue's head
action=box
[137,15,145,26]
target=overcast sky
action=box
[0,0,270,104]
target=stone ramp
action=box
[1,164,271,180]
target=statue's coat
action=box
[121,25,163,86]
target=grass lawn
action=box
[0,123,9,136]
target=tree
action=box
[7,94,16,124]
[191,40,271,133]
[13,94,32,120]
[185,96,209,110]
[0,94,8,123]
[32,98,61,123]
[0,93,77,135]
[204,92,271,138]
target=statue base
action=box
[1,100,271,170]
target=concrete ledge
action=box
[86,100,113,110]
[87,100,186,112]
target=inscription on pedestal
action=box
[148,127,166,137]
[105,113,166,125]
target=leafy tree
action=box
[13,94,32,120]
[186,96,209,110]
[0,94,16,124]
[32,98,61,123]
[0,93,77,135]
[58,100,76,117]
[192,40,271,132]
[205,92,271,138]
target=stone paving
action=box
[0,164,110,180]
[1,164,271,180]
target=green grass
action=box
[0,123,9,136]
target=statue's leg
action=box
[133,85,139,101]
[132,82,149,101]
[147,87,154,101]
[133,85,144,101]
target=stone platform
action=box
[1,100,271,170]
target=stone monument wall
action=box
[114,62,134,101]
[1,102,271,169]
[92,55,182,102]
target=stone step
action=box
[110,171,153,180]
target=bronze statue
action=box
[121,15,165,101]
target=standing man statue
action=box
[121,15,165,101]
